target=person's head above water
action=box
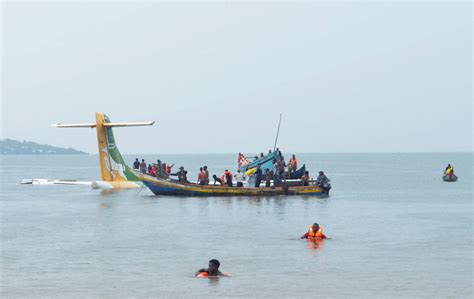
[208,259,220,273]
[312,223,320,231]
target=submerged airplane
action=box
[21,113,154,190]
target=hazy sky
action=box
[2,1,472,154]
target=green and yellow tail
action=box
[54,112,154,189]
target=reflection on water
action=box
[306,239,324,252]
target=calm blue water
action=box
[1,153,472,298]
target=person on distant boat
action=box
[288,155,298,174]
[234,169,244,187]
[170,166,188,183]
[195,259,231,278]
[260,152,264,158]
[222,170,233,187]
[139,159,147,173]
[268,149,272,154]
[203,166,210,185]
[444,164,455,180]
[150,164,156,177]
[213,174,223,185]
[444,164,454,175]
[264,168,271,187]
[301,171,309,186]
[197,167,207,185]
[133,158,140,170]
[255,166,263,187]
[301,223,327,240]
[148,164,152,174]
[444,164,452,173]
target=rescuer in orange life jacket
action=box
[300,223,327,240]
[195,259,231,277]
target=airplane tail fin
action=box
[53,112,154,182]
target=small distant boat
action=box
[442,174,458,182]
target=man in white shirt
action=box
[234,169,245,187]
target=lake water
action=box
[0,153,472,298]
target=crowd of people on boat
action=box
[132,150,331,194]
[133,158,174,178]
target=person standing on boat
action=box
[234,169,244,187]
[255,166,263,187]
[288,155,298,174]
[277,159,286,179]
[155,160,164,178]
[197,167,207,185]
[171,166,188,183]
[444,164,454,177]
[139,159,147,173]
[264,168,271,187]
[133,158,140,170]
[222,170,233,187]
[203,166,210,185]
[272,159,280,186]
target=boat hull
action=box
[442,174,458,182]
[138,173,324,196]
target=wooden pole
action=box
[273,113,282,152]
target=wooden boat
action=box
[240,151,278,173]
[136,171,324,196]
[289,164,306,179]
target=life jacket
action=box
[196,271,209,278]
[307,225,325,239]
[446,167,452,175]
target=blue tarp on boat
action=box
[240,151,279,172]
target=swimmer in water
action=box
[195,259,231,277]
[301,223,327,240]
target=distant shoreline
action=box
[0,139,88,155]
